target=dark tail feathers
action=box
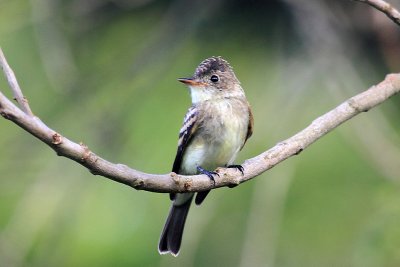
[158,196,193,256]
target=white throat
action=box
[189,85,245,104]
[189,86,213,103]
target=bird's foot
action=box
[226,164,244,175]
[197,166,219,185]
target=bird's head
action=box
[178,56,244,103]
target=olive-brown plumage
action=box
[158,57,253,256]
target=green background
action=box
[1,0,400,266]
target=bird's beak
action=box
[178,77,207,87]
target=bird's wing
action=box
[241,104,254,150]
[170,106,199,200]
[172,106,199,174]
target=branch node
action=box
[347,98,368,113]
[80,142,91,162]
[169,172,179,184]
[216,167,241,187]
[52,133,63,145]
[0,110,14,120]
[168,173,194,191]
[132,179,145,189]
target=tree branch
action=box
[1,47,399,193]
[354,0,400,26]
[0,49,33,116]
[1,0,400,194]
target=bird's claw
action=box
[226,164,244,175]
[197,166,219,185]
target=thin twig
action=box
[0,48,33,116]
[354,0,400,26]
[1,47,399,193]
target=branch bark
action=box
[0,50,33,116]
[354,0,400,26]
[1,0,400,194]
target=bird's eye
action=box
[210,75,219,83]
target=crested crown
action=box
[194,56,233,77]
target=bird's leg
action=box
[226,164,244,175]
[197,166,219,185]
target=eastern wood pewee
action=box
[158,56,253,256]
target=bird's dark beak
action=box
[178,77,207,86]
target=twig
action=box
[1,47,399,193]
[0,48,33,116]
[354,0,400,26]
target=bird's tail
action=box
[158,194,193,256]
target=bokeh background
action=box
[1,0,400,266]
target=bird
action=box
[158,56,253,256]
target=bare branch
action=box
[1,0,400,194]
[1,48,399,193]
[354,0,400,26]
[0,48,34,116]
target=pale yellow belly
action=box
[180,115,247,175]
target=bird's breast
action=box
[180,99,248,174]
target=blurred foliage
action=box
[1,0,400,266]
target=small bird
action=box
[158,56,253,256]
